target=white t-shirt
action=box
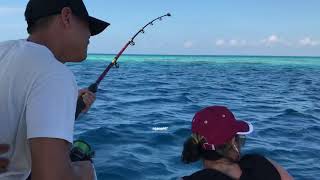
[0,39,78,180]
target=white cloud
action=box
[183,41,193,48]
[215,39,248,47]
[262,34,280,44]
[215,39,225,46]
[213,35,320,48]
[261,34,294,47]
[269,35,279,42]
[229,39,238,46]
[0,7,24,16]
[299,37,319,46]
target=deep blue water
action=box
[67,55,320,180]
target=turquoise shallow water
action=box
[67,55,320,180]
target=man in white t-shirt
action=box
[0,0,109,179]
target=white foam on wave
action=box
[152,127,168,131]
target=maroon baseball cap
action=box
[192,106,253,150]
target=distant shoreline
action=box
[88,53,320,59]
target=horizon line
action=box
[87,53,320,58]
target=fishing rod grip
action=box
[75,83,98,119]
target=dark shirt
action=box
[183,154,281,180]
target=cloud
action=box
[215,39,247,47]
[0,7,24,16]
[262,34,280,44]
[215,39,225,46]
[229,39,238,46]
[261,34,294,47]
[183,41,193,48]
[299,37,319,46]
[214,35,319,48]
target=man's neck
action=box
[27,33,65,63]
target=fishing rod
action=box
[75,13,171,119]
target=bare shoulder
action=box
[267,158,294,180]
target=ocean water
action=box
[67,55,320,180]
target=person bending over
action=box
[181,106,293,180]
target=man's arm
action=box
[0,144,9,173]
[29,138,94,180]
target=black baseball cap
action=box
[25,0,110,36]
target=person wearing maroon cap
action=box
[181,106,293,180]
[0,0,109,179]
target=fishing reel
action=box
[70,140,95,162]
[114,61,119,68]
[130,41,135,46]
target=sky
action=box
[0,0,320,56]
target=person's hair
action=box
[181,133,235,164]
[27,15,57,34]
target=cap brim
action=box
[88,16,110,36]
[235,121,253,135]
